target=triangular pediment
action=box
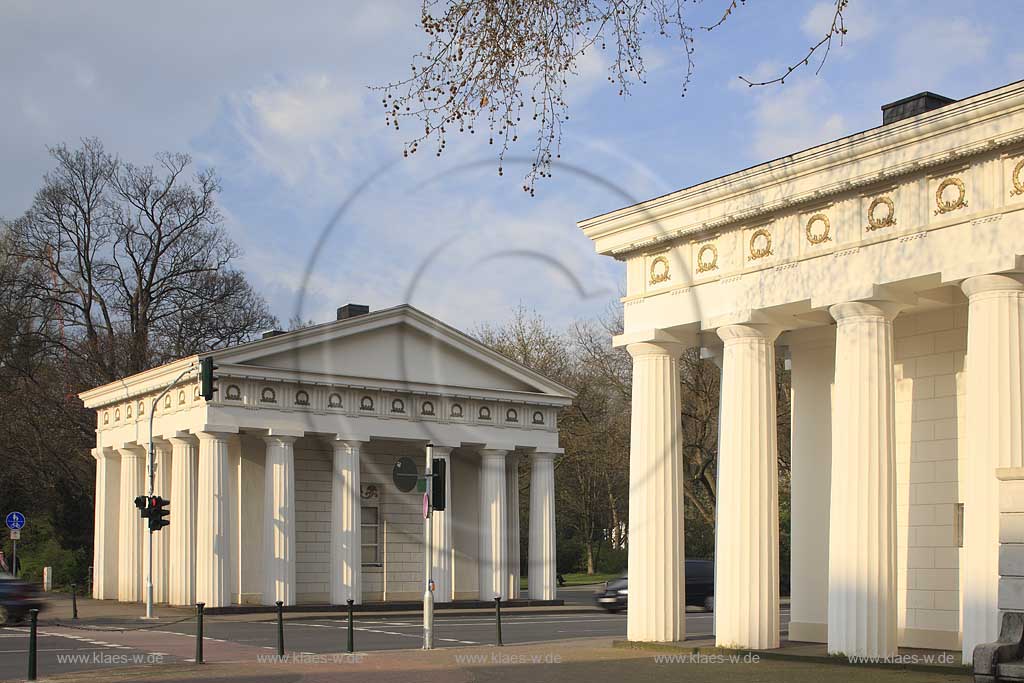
[211,306,574,398]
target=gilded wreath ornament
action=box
[696,243,718,273]
[649,255,671,285]
[1012,158,1024,197]
[934,177,967,215]
[866,196,896,231]
[749,228,773,260]
[805,213,831,244]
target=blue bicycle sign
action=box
[5,512,25,531]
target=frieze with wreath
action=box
[749,228,773,260]
[649,255,670,285]
[934,177,968,215]
[805,213,831,244]
[867,196,897,231]
[1012,158,1024,197]
[696,243,718,273]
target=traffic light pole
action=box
[423,443,434,650]
[144,363,197,619]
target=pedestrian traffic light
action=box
[148,496,170,532]
[134,495,151,519]
[431,458,446,511]
[199,357,218,401]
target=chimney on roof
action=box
[261,329,286,339]
[337,304,370,321]
[881,91,956,125]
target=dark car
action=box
[594,559,715,613]
[0,574,45,624]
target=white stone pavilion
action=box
[579,81,1024,660]
[80,305,571,609]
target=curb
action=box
[611,640,971,674]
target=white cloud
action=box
[745,79,850,161]
[802,1,877,45]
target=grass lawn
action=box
[519,572,621,591]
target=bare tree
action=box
[10,138,277,384]
[379,0,849,192]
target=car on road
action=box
[0,573,45,624]
[594,559,714,613]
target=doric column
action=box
[479,449,508,600]
[961,274,1024,661]
[149,440,172,602]
[330,438,362,604]
[626,340,686,642]
[431,446,454,603]
[117,446,146,602]
[506,452,521,599]
[528,451,557,600]
[715,323,781,649]
[168,435,198,606]
[92,448,120,600]
[263,435,298,606]
[196,430,236,608]
[827,301,902,658]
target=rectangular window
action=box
[361,505,381,565]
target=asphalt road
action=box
[0,592,791,682]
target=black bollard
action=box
[27,608,38,681]
[71,583,78,620]
[195,603,205,664]
[494,596,503,646]
[276,601,284,657]
[346,598,354,653]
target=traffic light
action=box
[199,357,218,401]
[134,495,151,520]
[148,496,170,532]
[431,458,446,511]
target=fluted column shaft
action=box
[149,441,172,603]
[117,447,145,602]
[827,301,901,658]
[528,452,557,600]
[479,449,508,599]
[168,436,198,606]
[961,274,1024,661]
[626,340,685,642]
[263,436,297,605]
[196,431,235,608]
[431,446,454,602]
[506,453,521,599]
[92,448,120,600]
[330,439,362,604]
[715,324,781,649]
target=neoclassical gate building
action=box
[580,80,1024,659]
[80,305,571,609]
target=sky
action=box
[1,0,1021,334]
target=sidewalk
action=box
[26,636,971,683]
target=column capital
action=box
[117,444,147,459]
[429,445,455,457]
[716,323,782,344]
[167,432,197,447]
[195,425,239,441]
[625,340,685,359]
[480,448,510,459]
[262,434,299,446]
[828,300,904,323]
[530,451,558,462]
[962,273,1024,298]
[330,437,366,452]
